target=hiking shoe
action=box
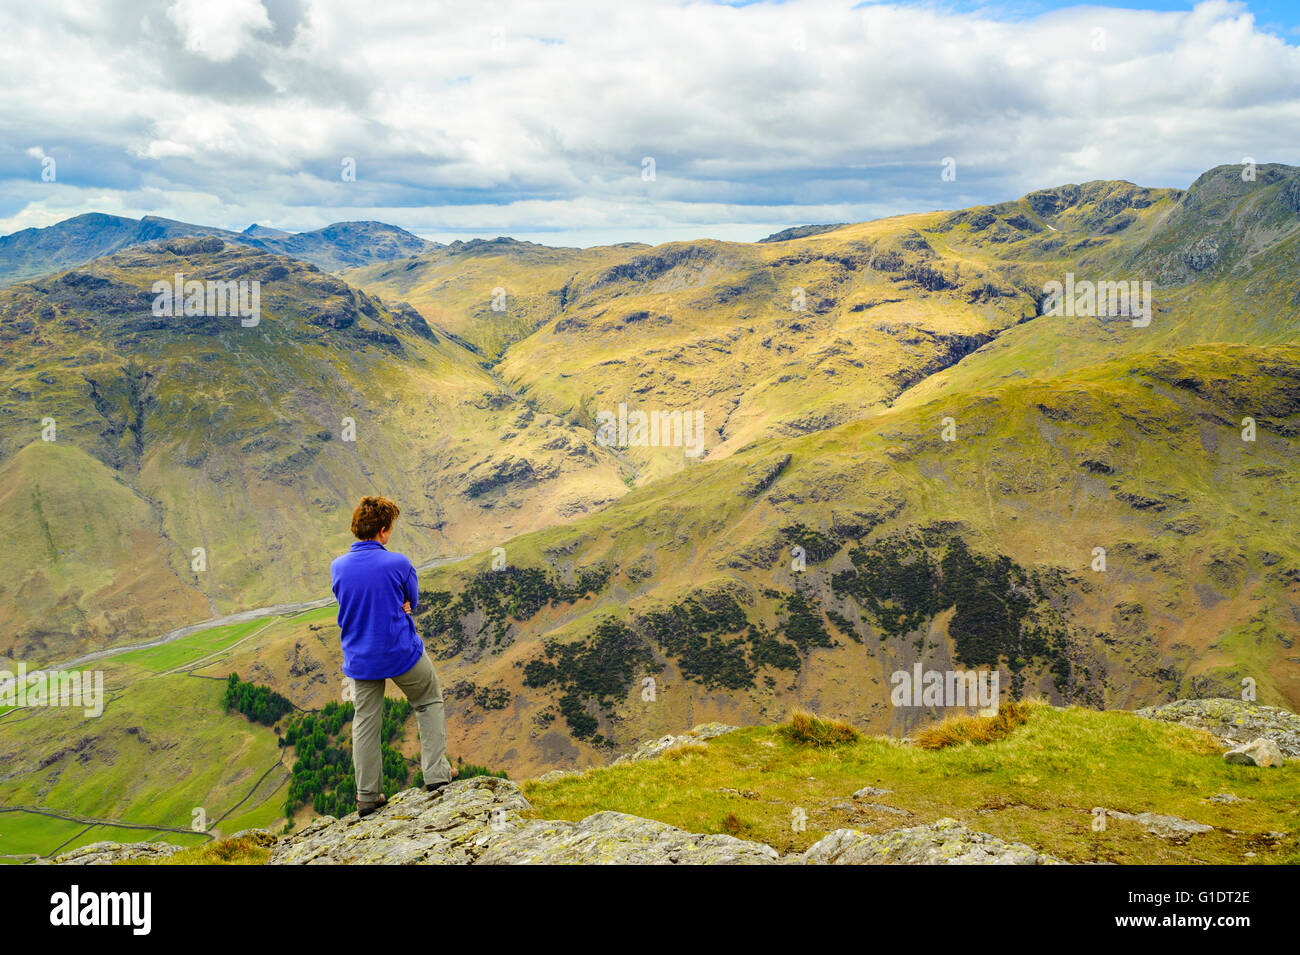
[357,794,388,818]
[425,779,453,793]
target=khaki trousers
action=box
[351,652,452,800]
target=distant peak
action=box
[758,223,848,243]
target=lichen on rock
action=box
[1133,698,1300,757]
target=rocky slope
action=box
[263,775,1063,865]
[42,771,1063,865]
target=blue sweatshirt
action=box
[330,540,424,680]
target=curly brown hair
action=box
[351,495,401,540]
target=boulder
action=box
[1224,737,1285,768]
[852,786,893,798]
[475,811,779,865]
[269,776,529,865]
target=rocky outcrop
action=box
[260,775,1066,865]
[1181,235,1221,271]
[1208,792,1243,804]
[268,776,779,865]
[1098,809,1212,842]
[758,224,848,243]
[1133,698,1300,757]
[44,841,184,865]
[463,454,546,498]
[738,453,790,498]
[799,818,1062,865]
[475,811,779,865]
[611,722,737,764]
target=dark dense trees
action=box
[281,699,415,818]
[638,596,753,690]
[776,592,835,652]
[831,533,1067,686]
[524,618,657,739]
[524,591,819,738]
[223,673,295,726]
[415,564,611,656]
[831,537,939,638]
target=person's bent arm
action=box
[403,562,419,615]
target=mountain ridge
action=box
[0,215,438,286]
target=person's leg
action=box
[351,676,387,803]
[391,653,452,786]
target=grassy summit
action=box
[521,704,1300,864]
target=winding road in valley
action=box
[42,554,472,672]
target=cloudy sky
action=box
[1,0,1298,247]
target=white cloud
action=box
[0,0,1296,243]
[165,0,272,62]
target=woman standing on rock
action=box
[330,495,454,817]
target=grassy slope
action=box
[343,240,648,359]
[0,441,211,658]
[522,704,1300,864]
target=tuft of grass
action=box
[124,831,275,865]
[913,699,1035,750]
[780,709,860,747]
[663,742,708,760]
